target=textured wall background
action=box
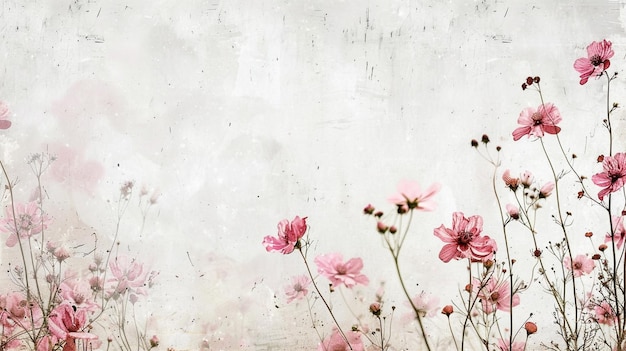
[1,0,626,349]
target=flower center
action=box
[590,54,603,66]
[18,214,33,232]
[335,264,347,275]
[573,261,582,270]
[293,283,302,292]
[531,112,543,125]
[457,231,474,245]
[490,292,500,301]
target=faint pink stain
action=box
[48,143,104,195]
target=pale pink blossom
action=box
[317,329,364,351]
[59,271,99,312]
[0,102,11,129]
[434,212,497,263]
[262,216,308,254]
[108,255,148,297]
[0,201,52,247]
[606,215,626,249]
[0,292,43,330]
[574,39,614,85]
[497,339,525,351]
[539,181,555,198]
[564,254,595,278]
[594,301,616,326]
[474,276,520,314]
[284,275,311,303]
[505,204,519,220]
[387,180,440,212]
[592,153,626,201]
[48,302,97,351]
[520,171,533,188]
[512,103,562,141]
[314,253,369,288]
[407,292,439,318]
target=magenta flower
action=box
[0,201,52,247]
[262,216,307,254]
[592,153,626,201]
[512,103,562,141]
[284,275,311,303]
[48,302,97,351]
[594,301,616,326]
[434,212,497,263]
[474,276,520,314]
[574,39,614,85]
[317,329,364,351]
[387,180,441,212]
[0,102,11,130]
[605,215,626,249]
[564,254,595,278]
[314,253,369,288]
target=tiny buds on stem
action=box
[599,244,608,252]
[464,284,472,292]
[370,302,382,316]
[525,321,538,335]
[483,259,494,268]
[471,139,479,147]
[377,221,388,234]
[389,226,397,234]
[597,155,605,162]
[526,77,534,85]
[585,232,593,238]
[533,249,542,258]
[374,211,383,218]
[481,134,490,144]
[533,76,540,84]
[592,254,601,260]
[577,191,584,199]
[363,204,375,215]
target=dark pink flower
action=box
[564,254,595,277]
[387,180,440,212]
[574,39,614,85]
[314,253,369,288]
[0,102,11,129]
[434,212,497,263]
[48,302,97,351]
[317,329,364,351]
[512,103,562,141]
[284,275,311,303]
[474,276,520,314]
[605,215,626,249]
[262,216,307,254]
[0,201,52,247]
[592,153,626,201]
[594,301,616,326]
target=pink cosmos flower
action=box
[538,181,555,198]
[606,215,626,249]
[434,212,497,263]
[107,255,148,298]
[387,180,441,212]
[407,292,439,318]
[497,339,526,351]
[592,153,626,201]
[0,201,52,247]
[594,301,616,326]
[284,275,311,303]
[512,103,562,141]
[314,253,369,288]
[48,302,97,351]
[502,170,519,191]
[505,204,519,220]
[317,329,364,351]
[262,216,307,254]
[0,101,11,129]
[574,39,614,85]
[59,271,99,312]
[520,171,533,188]
[474,276,520,314]
[0,292,44,331]
[564,254,595,278]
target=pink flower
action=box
[497,339,525,351]
[284,275,311,303]
[407,292,439,318]
[594,301,616,326]
[474,276,520,314]
[387,180,440,212]
[520,171,533,188]
[0,201,52,247]
[592,153,626,201]
[539,181,555,199]
[314,253,369,288]
[59,271,99,312]
[512,103,562,141]
[434,212,497,263]
[606,215,626,249]
[0,101,11,129]
[48,302,97,351]
[505,204,519,220]
[564,254,595,277]
[262,216,307,254]
[317,329,364,351]
[107,255,148,297]
[574,39,614,85]
[502,170,519,191]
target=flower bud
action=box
[376,221,388,234]
[363,204,375,215]
[471,139,479,147]
[150,335,159,348]
[592,254,601,260]
[526,77,534,85]
[441,305,453,316]
[585,232,593,238]
[599,244,608,252]
[369,302,381,316]
[525,321,537,335]
[389,226,397,234]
